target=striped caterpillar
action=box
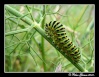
[45,21,81,63]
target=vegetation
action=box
[5,4,94,72]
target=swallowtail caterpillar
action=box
[45,21,81,63]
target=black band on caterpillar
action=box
[45,21,81,63]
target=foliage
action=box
[5,4,94,72]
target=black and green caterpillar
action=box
[45,21,81,63]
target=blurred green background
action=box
[5,4,94,72]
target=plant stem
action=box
[5,5,33,25]
[41,5,46,71]
[5,28,28,36]
[6,18,25,28]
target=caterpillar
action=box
[45,21,81,63]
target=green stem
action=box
[6,18,25,28]
[41,5,46,71]
[5,28,28,36]
[5,5,33,25]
